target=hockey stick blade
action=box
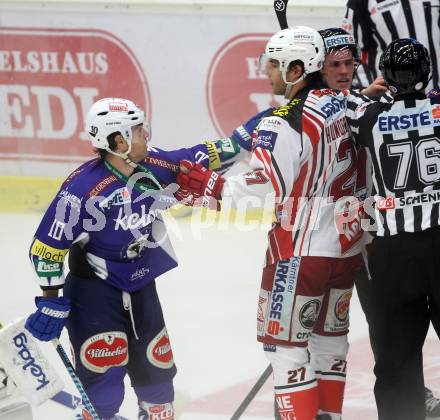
[52,338,101,420]
[230,364,273,420]
[274,0,289,30]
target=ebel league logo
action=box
[0,28,151,162]
[207,34,283,138]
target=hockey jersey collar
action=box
[103,160,162,194]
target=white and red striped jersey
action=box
[223,87,365,265]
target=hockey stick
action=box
[52,338,101,420]
[274,0,289,29]
[230,364,273,420]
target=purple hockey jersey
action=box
[29,139,241,292]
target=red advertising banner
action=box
[206,33,282,138]
[0,28,151,162]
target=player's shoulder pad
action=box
[271,98,303,120]
[357,99,391,130]
[60,158,116,203]
[61,158,98,187]
[305,88,349,122]
[308,88,340,99]
[143,146,180,173]
[268,97,304,132]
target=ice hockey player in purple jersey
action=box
[24,97,243,420]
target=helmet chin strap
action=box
[106,143,138,169]
[282,70,306,99]
[123,155,138,169]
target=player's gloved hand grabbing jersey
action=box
[25,296,70,341]
[174,108,269,206]
[176,160,225,208]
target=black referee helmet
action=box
[379,38,431,94]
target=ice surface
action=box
[0,213,438,419]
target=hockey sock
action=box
[266,345,319,420]
[309,335,348,417]
[275,385,319,420]
[317,377,345,416]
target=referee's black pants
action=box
[369,227,440,420]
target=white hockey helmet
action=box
[265,26,325,86]
[85,97,147,157]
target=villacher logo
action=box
[80,331,128,373]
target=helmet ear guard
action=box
[379,38,431,94]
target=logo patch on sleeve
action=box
[254,130,277,152]
[34,259,62,278]
[30,239,68,262]
[203,141,221,170]
[80,332,128,373]
[146,327,174,369]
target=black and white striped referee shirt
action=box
[346,90,440,236]
[342,0,440,90]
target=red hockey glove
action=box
[173,186,200,206]
[176,160,225,207]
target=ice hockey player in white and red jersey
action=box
[176,26,364,420]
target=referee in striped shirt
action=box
[347,38,440,420]
[342,0,440,90]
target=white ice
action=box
[0,212,439,420]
